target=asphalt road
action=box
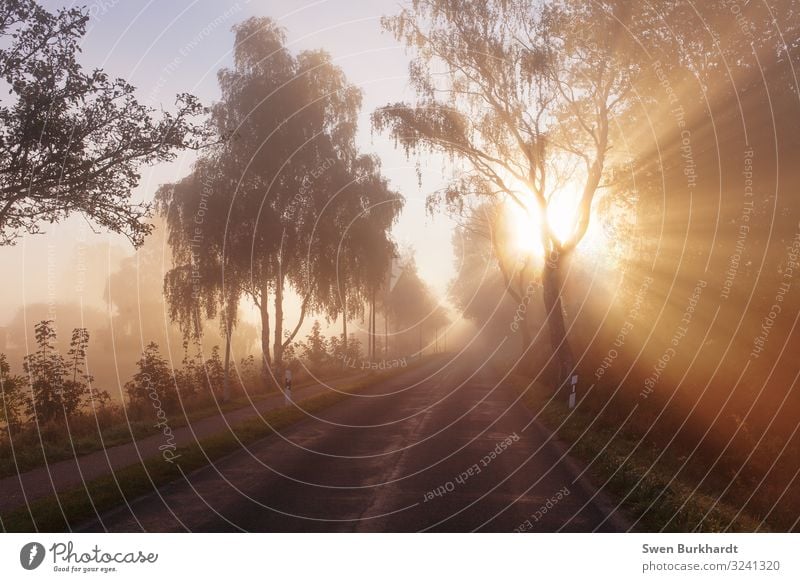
[80,352,629,532]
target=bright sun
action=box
[503,180,605,260]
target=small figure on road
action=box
[284,368,293,406]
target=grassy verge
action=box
[0,372,360,479]
[505,373,764,532]
[0,361,424,532]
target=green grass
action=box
[505,373,765,532]
[0,362,422,532]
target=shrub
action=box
[23,321,104,424]
[299,320,328,373]
[125,342,178,413]
[237,354,261,392]
[0,353,26,430]
[175,344,202,399]
[202,345,225,396]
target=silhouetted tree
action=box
[326,155,403,355]
[0,0,206,246]
[166,17,402,387]
[67,327,110,409]
[159,155,243,402]
[237,354,261,392]
[105,221,186,355]
[174,342,203,399]
[374,0,648,387]
[215,19,364,377]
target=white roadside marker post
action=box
[568,374,578,409]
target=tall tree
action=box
[0,0,206,246]
[373,0,648,387]
[159,156,243,402]
[202,17,402,382]
[327,155,403,355]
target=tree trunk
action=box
[373,290,377,358]
[273,275,285,372]
[517,260,533,356]
[520,309,533,355]
[223,319,232,402]
[368,289,375,359]
[258,285,271,386]
[342,297,348,354]
[541,252,575,394]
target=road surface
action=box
[80,352,629,532]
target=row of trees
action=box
[159,18,404,400]
[0,313,426,435]
[0,2,406,404]
[285,253,451,376]
[382,255,451,356]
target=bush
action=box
[23,321,108,424]
[237,354,261,392]
[299,321,328,373]
[125,342,179,413]
[174,343,202,399]
[202,346,225,396]
[0,353,26,431]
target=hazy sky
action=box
[0,0,458,328]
